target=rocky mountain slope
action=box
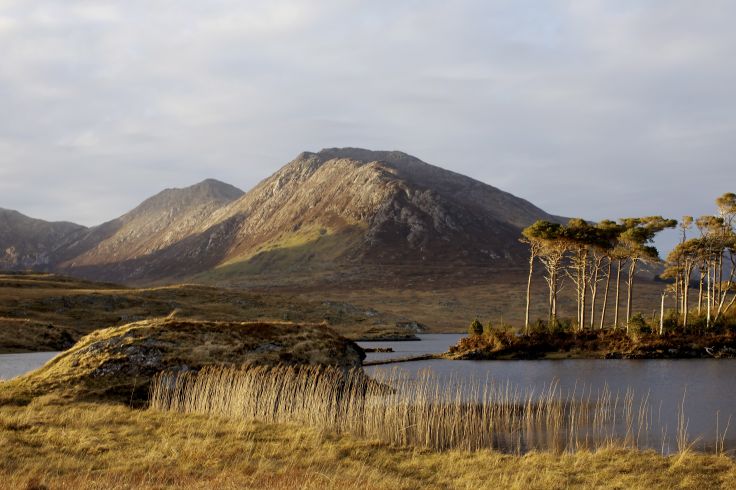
[1,149,561,284]
[187,148,562,283]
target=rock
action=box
[13,318,365,403]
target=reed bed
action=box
[149,365,719,454]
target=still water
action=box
[0,351,59,380]
[359,334,736,453]
[358,333,464,363]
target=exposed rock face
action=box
[1,149,562,284]
[16,318,365,402]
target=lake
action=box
[359,334,736,453]
[358,333,464,363]
[0,351,59,380]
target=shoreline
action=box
[446,331,736,361]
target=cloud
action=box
[0,0,734,254]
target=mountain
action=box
[187,148,562,281]
[58,179,243,267]
[0,208,87,270]
[0,149,562,284]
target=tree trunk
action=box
[551,268,558,327]
[590,265,599,330]
[600,259,612,330]
[548,280,554,326]
[580,252,587,331]
[683,264,691,329]
[707,262,712,329]
[525,253,534,335]
[614,259,622,331]
[660,292,666,335]
[674,272,680,320]
[698,270,704,315]
[716,254,723,307]
[626,259,637,333]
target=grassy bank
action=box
[1,396,735,489]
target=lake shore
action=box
[446,330,736,360]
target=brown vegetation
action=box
[0,272,410,352]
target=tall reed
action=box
[149,365,698,454]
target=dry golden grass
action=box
[1,394,735,489]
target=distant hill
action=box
[57,179,244,272]
[0,149,563,284]
[0,208,87,270]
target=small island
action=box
[447,320,736,360]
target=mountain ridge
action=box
[0,149,564,285]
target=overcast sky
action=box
[1,1,734,250]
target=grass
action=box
[1,395,735,489]
[194,225,366,283]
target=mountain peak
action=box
[191,178,244,198]
[149,179,243,206]
[316,147,417,164]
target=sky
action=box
[1,0,735,252]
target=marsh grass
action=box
[149,365,721,455]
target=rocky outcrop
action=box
[13,318,365,402]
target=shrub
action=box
[468,319,484,337]
[548,318,572,335]
[627,313,651,340]
[530,319,549,335]
[661,311,679,333]
[483,321,494,337]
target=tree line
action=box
[520,193,736,335]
